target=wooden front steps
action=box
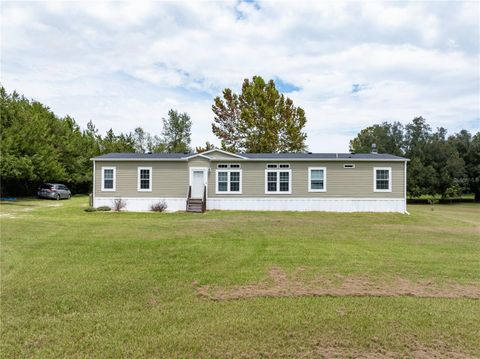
[186,185,207,213]
[186,198,204,213]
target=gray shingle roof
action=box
[92,152,408,161]
[93,152,187,160]
[241,153,407,160]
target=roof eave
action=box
[90,158,188,161]
[183,149,248,160]
[91,157,408,162]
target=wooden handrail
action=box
[186,185,192,211]
[202,185,207,212]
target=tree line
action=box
[1,77,479,201]
[0,76,308,196]
[0,87,193,195]
[350,117,480,201]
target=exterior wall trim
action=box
[264,169,292,194]
[101,166,116,192]
[404,160,408,211]
[373,167,392,193]
[189,167,209,186]
[92,160,96,204]
[189,167,209,199]
[137,166,153,192]
[215,169,243,195]
[308,166,327,192]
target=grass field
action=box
[1,197,479,358]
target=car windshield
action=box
[40,184,53,189]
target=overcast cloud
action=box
[1,0,479,151]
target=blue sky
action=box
[1,1,479,151]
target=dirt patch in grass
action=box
[309,345,477,359]
[196,267,480,301]
[210,342,477,359]
[376,223,480,235]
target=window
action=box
[267,164,278,168]
[217,164,228,169]
[343,164,355,169]
[279,164,290,168]
[218,172,228,191]
[308,167,326,192]
[279,172,289,191]
[374,167,392,192]
[101,167,116,191]
[216,170,242,194]
[137,167,152,191]
[267,171,277,191]
[230,171,240,191]
[265,169,291,194]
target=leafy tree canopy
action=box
[212,76,307,153]
[350,116,479,200]
[160,109,192,153]
[0,87,194,195]
[195,141,215,153]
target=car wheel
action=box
[56,194,60,200]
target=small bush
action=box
[97,206,111,212]
[150,200,168,212]
[112,198,127,212]
[84,207,97,212]
[428,198,439,211]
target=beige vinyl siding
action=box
[188,158,211,168]
[208,161,405,198]
[95,161,189,197]
[95,159,405,199]
[205,151,243,160]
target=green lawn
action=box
[1,197,479,358]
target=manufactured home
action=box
[91,149,408,213]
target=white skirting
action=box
[94,197,406,213]
[208,197,406,213]
[93,197,187,212]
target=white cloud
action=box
[1,0,479,152]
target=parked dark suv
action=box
[37,183,72,200]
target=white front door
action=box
[191,170,205,198]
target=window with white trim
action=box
[101,167,116,191]
[138,167,152,191]
[374,167,392,192]
[216,169,242,193]
[309,167,326,192]
[265,169,291,194]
